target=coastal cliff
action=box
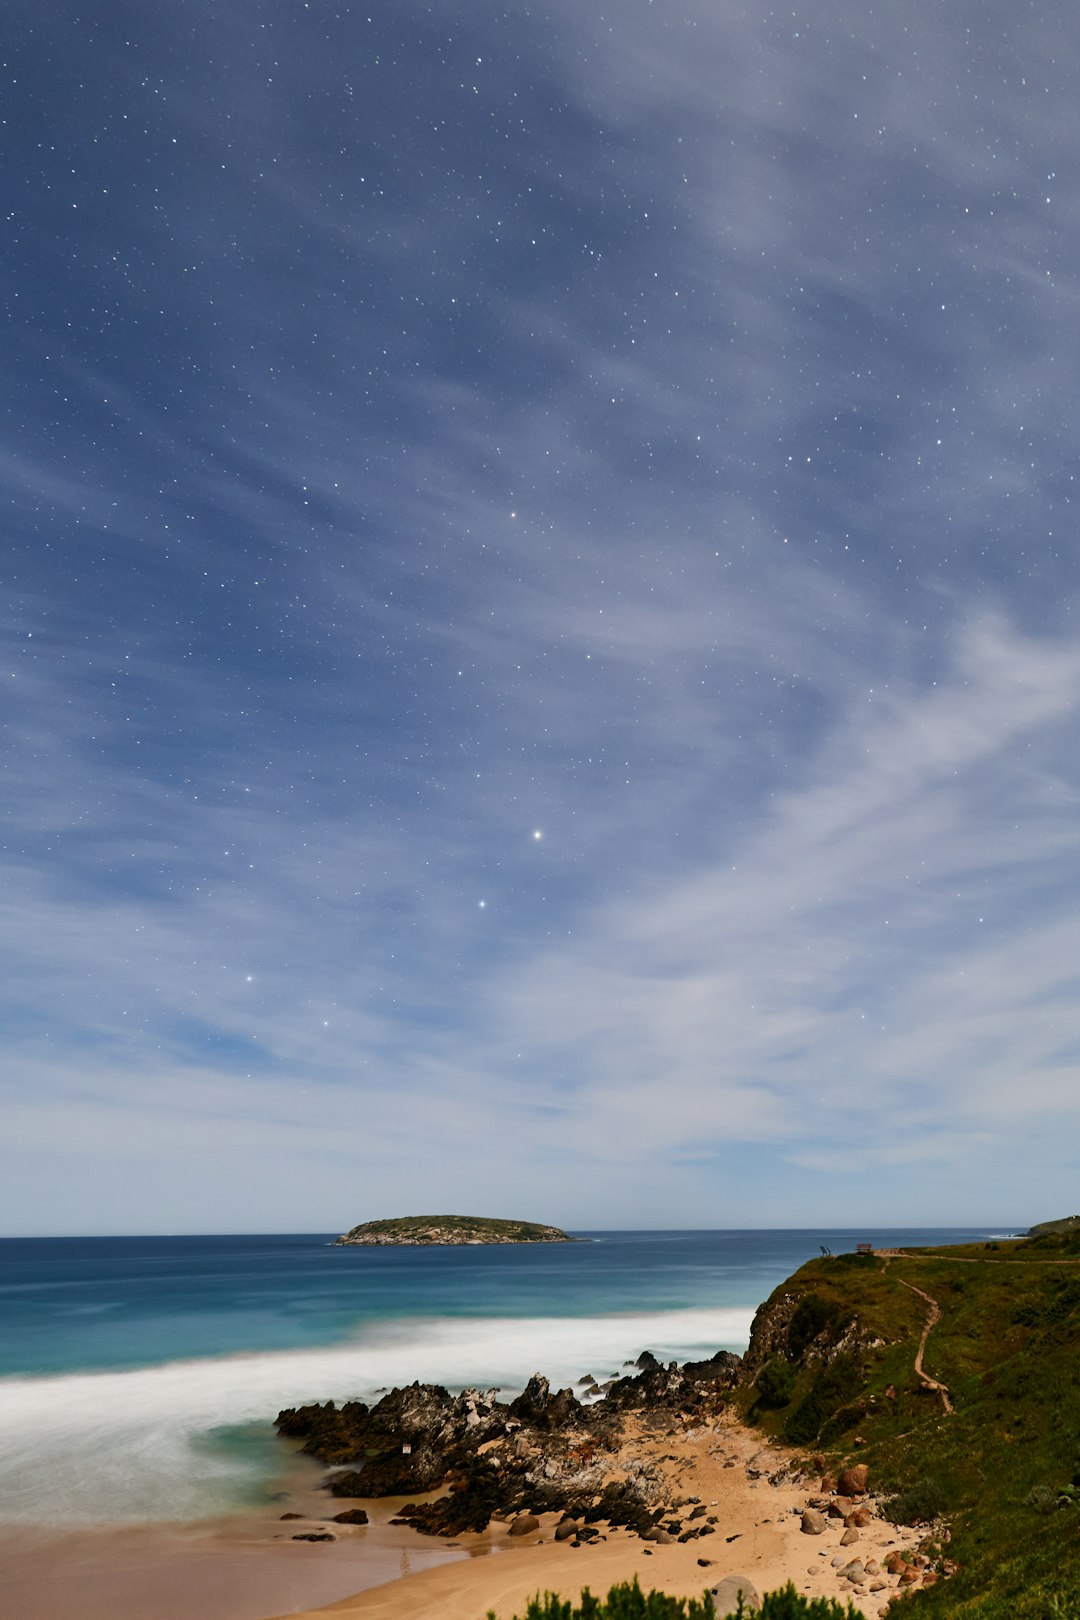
[335,1214,574,1246]
[737,1231,1080,1617]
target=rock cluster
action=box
[795,1461,956,1599]
[275,1350,742,1539]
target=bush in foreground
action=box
[488,1578,863,1620]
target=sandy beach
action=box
[0,1412,921,1620]
[271,1415,915,1620]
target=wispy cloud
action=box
[2,0,1079,1230]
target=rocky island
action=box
[334,1213,575,1246]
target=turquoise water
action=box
[0,1227,1014,1524]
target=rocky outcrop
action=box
[275,1345,742,1540]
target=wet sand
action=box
[0,1471,475,1620]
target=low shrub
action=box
[490,1579,862,1620]
[756,1357,797,1409]
[784,1353,863,1446]
[884,1477,949,1525]
[786,1294,844,1359]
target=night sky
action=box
[4,1,1078,1234]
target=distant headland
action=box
[1025,1213,1080,1236]
[334,1214,575,1246]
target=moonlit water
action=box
[0,1228,1007,1524]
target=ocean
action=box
[0,1227,1014,1527]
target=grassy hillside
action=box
[1025,1215,1080,1239]
[736,1238,1080,1617]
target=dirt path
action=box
[893,1278,953,1415]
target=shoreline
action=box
[0,1413,912,1620]
[271,1414,910,1620]
[0,1482,477,1620]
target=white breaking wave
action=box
[0,1306,753,1524]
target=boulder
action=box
[838,1464,868,1496]
[800,1509,827,1535]
[554,1518,580,1542]
[331,1508,370,1524]
[710,1576,760,1615]
[508,1375,579,1429]
[845,1505,873,1527]
[840,1527,860,1546]
[508,1514,540,1537]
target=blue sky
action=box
[3,0,1078,1233]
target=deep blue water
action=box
[0,1227,1016,1523]
[0,1226,1013,1377]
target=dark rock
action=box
[292,1532,335,1542]
[508,1514,540,1536]
[279,1512,304,1520]
[508,1374,580,1429]
[554,1519,580,1542]
[327,1447,445,1497]
[331,1509,370,1524]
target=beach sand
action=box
[272,1415,913,1620]
[0,1416,921,1620]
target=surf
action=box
[0,1305,754,1524]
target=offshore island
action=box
[334,1214,575,1246]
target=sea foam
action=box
[0,1306,753,1524]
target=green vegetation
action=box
[335,1214,574,1245]
[755,1355,797,1409]
[488,1579,861,1620]
[735,1231,1080,1617]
